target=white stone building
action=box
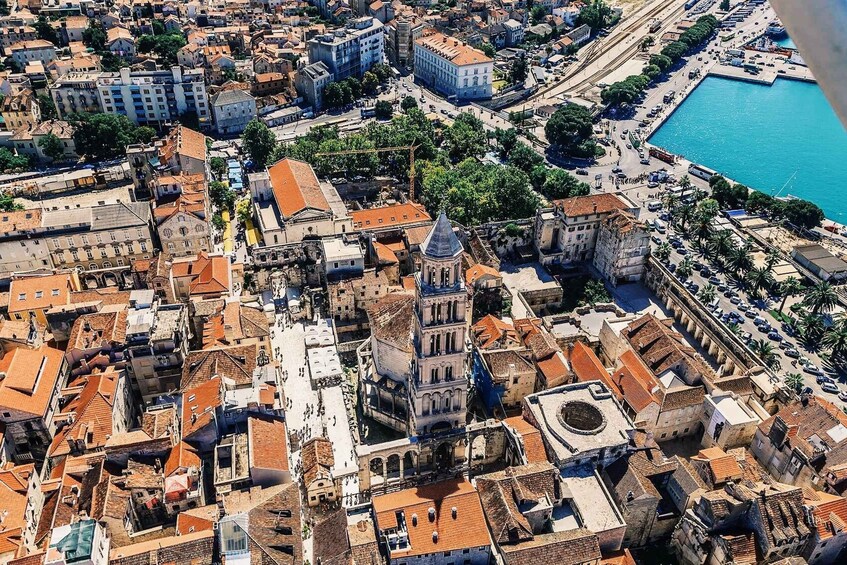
[593,209,650,286]
[210,89,257,136]
[306,17,384,80]
[414,32,493,100]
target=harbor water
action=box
[648,76,847,221]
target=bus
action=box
[663,90,676,103]
[654,219,666,233]
[647,200,663,212]
[649,147,676,164]
[360,107,376,118]
[688,163,716,181]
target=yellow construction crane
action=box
[313,145,420,201]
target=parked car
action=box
[641,158,651,165]
[729,296,741,305]
[576,169,589,175]
[767,332,783,342]
[651,235,662,244]
[784,347,800,358]
[805,364,824,376]
[745,309,760,319]
[741,331,753,342]
[668,263,677,273]
[821,382,840,394]
[708,276,721,285]
[838,391,847,402]
[738,302,749,312]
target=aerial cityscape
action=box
[0,0,845,564]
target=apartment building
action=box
[307,17,384,80]
[386,15,425,67]
[49,72,103,118]
[210,89,257,136]
[9,40,57,68]
[0,209,50,280]
[0,88,40,132]
[42,202,155,272]
[535,193,640,266]
[127,124,208,201]
[295,61,331,110]
[414,32,493,100]
[96,66,210,128]
[0,26,36,54]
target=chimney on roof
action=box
[451,507,457,519]
[428,507,435,522]
[432,531,438,542]
[593,202,598,213]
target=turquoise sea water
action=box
[648,76,847,220]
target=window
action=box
[34,291,43,298]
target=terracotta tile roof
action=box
[804,490,847,540]
[171,252,230,297]
[0,464,34,539]
[499,528,601,565]
[0,209,40,231]
[182,344,257,389]
[68,289,131,307]
[159,125,206,164]
[248,415,288,472]
[140,406,176,439]
[268,158,329,219]
[8,273,74,314]
[758,396,847,469]
[373,241,399,265]
[50,452,107,529]
[181,377,222,438]
[153,192,207,223]
[106,26,133,43]
[0,344,65,419]
[245,483,303,565]
[553,193,627,218]
[415,32,492,66]
[372,479,491,558]
[568,342,608,384]
[109,531,214,562]
[367,292,415,353]
[48,370,120,457]
[351,202,431,230]
[67,309,128,352]
[465,263,500,287]
[301,436,334,486]
[201,302,268,349]
[692,447,743,485]
[175,505,218,535]
[471,314,517,350]
[601,549,638,565]
[624,313,714,382]
[504,417,548,463]
[164,441,201,477]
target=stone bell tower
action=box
[409,213,469,436]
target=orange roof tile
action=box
[569,342,608,384]
[415,32,492,66]
[373,241,399,265]
[48,371,120,457]
[0,209,41,232]
[181,377,221,438]
[351,202,431,230]
[471,314,517,350]
[176,506,217,535]
[268,159,329,219]
[0,464,34,536]
[8,273,73,314]
[553,193,627,218]
[0,344,65,419]
[372,479,491,558]
[609,350,660,413]
[248,415,288,472]
[504,416,548,464]
[693,447,743,484]
[465,264,500,286]
[172,253,230,296]
[164,441,201,477]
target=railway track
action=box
[527,0,689,103]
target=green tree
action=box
[0,148,29,172]
[370,64,392,82]
[578,0,612,31]
[212,213,226,231]
[661,41,688,62]
[154,33,186,64]
[444,112,487,161]
[642,64,662,81]
[210,157,227,180]
[746,266,775,298]
[507,142,542,173]
[494,127,518,158]
[707,230,734,264]
[601,74,650,106]
[241,119,278,169]
[324,82,345,109]
[798,312,826,343]
[400,96,417,112]
[781,199,825,230]
[544,104,594,155]
[580,279,610,305]
[235,199,252,224]
[823,318,847,366]
[34,16,58,44]
[784,372,804,394]
[374,100,393,119]
[649,54,673,71]
[750,339,779,370]
[654,242,672,263]
[0,191,22,211]
[209,181,235,211]
[745,190,774,213]
[530,5,547,24]
[362,71,379,95]
[82,21,107,52]
[541,169,590,200]
[803,281,839,314]
[38,133,65,162]
[641,36,655,51]
[698,284,717,304]
[135,126,156,144]
[676,256,694,279]
[70,113,150,159]
[720,0,730,10]
[480,42,496,58]
[38,94,58,121]
[726,243,753,275]
[777,276,804,313]
[509,55,528,84]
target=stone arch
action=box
[454,389,463,410]
[434,442,454,471]
[386,454,401,480]
[403,451,417,478]
[444,390,452,412]
[432,392,442,414]
[422,393,431,415]
[470,433,486,462]
[369,457,384,478]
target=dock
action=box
[707,64,816,85]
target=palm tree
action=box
[777,276,804,313]
[823,318,847,367]
[708,231,734,265]
[803,281,839,314]
[746,266,775,298]
[676,256,694,279]
[678,175,692,190]
[698,284,717,304]
[765,248,782,269]
[798,312,826,344]
[750,338,780,370]
[691,213,713,245]
[663,192,679,213]
[654,242,672,263]
[675,203,695,234]
[784,372,804,393]
[726,243,753,276]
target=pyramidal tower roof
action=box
[422,212,463,259]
